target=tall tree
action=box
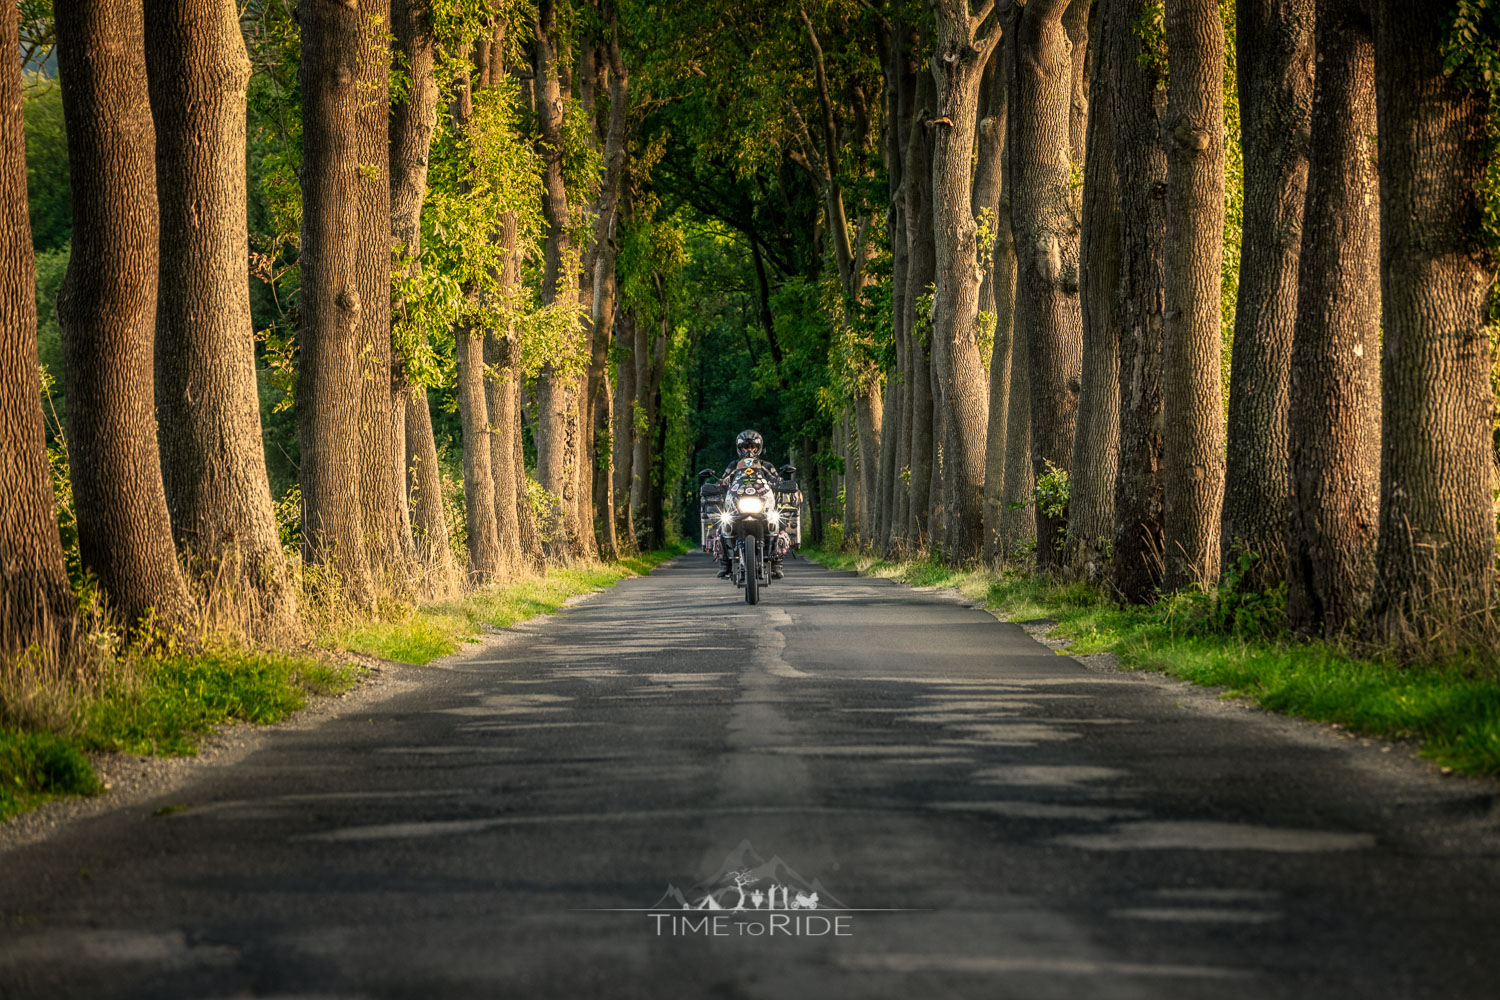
[903,70,937,548]
[356,0,408,581]
[54,0,192,631]
[533,0,584,557]
[927,0,1000,559]
[1220,0,1314,588]
[296,0,372,601]
[1370,0,1498,646]
[1286,0,1380,637]
[1160,0,1226,590]
[981,36,1016,566]
[0,0,74,655]
[584,12,630,561]
[1066,0,1121,582]
[1012,0,1084,570]
[1109,0,1168,603]
[390,0,456,587]
[146,0,296,633]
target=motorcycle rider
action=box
[716,430,787,580]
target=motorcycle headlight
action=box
[717,509,734,527]
[767,508,781,528]
[737,496,764,514]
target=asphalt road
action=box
[3,553,1499,999]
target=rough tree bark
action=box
[1369,0,1498,647]
[533,0,583,558]
[390,0,453,587]
[0,0,74,655]
[1220,0,1314,588]
[356,0,405,582]
[1065,0,1120,583]
[54,1,193,631]
[1109,0,1168,603]
[294,0,371,601]
[1286,0,1380,637]
[145,0,294,633]
[879,25,911,556]
[928,0,1000,560]
[1160,0,1226,590]
[1013,0,1084,570]
[486,211,526,572]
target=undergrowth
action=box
[806,544,1500,777]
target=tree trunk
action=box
[404,390,454,586]
[843,409,859,543]
[928,0,1000,561]
[487,212,524,572]
[586,25,629,562]
[390,0,438,579]
[1160,0,1226,590]
[981,27,1015,566]
[1109,0,1168,603]
[1286,0,1380,637]
[293,0,371,602]
[1369,0,1498,647]
[613,309,637,548]
[1013,0,1084,570]
[1220,0,1314,588]
[356,0,404,583]
[145,0,293,633]
[996,18,1033,562]
[54,1,193,632]
[533,0,582,558]
[0,0,74,656]
[855,388,883,546]
[629,308,654,546]
[1065,0,1120,583]
[904,71,937,548]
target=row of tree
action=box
[1,0,1496,664]
[765,0,1495,652]
[0,0,693,659]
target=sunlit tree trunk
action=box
[55,0,193,631]
[292,0,371,602]
[1370,0,1498,647]
[981,26,1015,566]
[613,308,637,548]
[145,0,294,633]
[533,0,582,558]
[0,0,74,656]
[390,0,449,587]
[1220,0,1314,588]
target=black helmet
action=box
[736,430,764,459]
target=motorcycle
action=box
[699,461,801,605]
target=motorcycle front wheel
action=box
[743,536,760,605]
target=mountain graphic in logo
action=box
[650,840,848,911]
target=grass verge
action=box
[1,543,689,821]
[804,544,1500,777]
[328,543,690,665]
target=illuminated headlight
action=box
[717,510,734,527]
[766,508,782,528]
[737,496,765,514]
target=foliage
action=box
[23,74,70,252]
[1032,460,1071,548]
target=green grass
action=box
[0,730,103,821]
[805,545,1500,776]
[329,543,689,665]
